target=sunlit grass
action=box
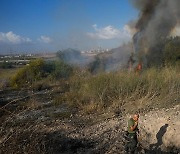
[59,65,180,113]
[0,68,19,80]
[0,68,20,89]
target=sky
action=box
[0,0,138,54]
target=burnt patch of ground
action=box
[0,129,95,154]
[0,87,62,118]
[1,110,180,154]
[0,87,180,154]
[0,109,125,154]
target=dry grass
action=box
[0,68,19,80]
[58,65,180,113]
[25,97,42,109]
[0,68,20,90]
[1,65,179,114]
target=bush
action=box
[0,62,13,69]
[11,59,45,88]
[56,48,82,64]
[88,56,106,74]
[164,37,180,65]
[51,61,73,80]
[10,59,73,88]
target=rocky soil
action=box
[0,90,180,154]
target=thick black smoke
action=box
[130,0,180,66]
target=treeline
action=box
[163,36,180,64]
[88,36,180,73]
[146,36,180,67]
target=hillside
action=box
[0,64,179,153]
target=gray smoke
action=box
[130,0,180,65]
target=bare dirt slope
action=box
[1,104,180,154]
[0,89,180,153]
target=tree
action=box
[11,59,46,88]
[164,36,180,65]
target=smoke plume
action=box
[130,0,180,66]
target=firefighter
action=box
[125,114,139,153]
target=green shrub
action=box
[164,37,180,65]
[0,62,13,69]
[10,59,73,88]
[51,61,73,79]
[11,59,45,88]
[88,56,106,74]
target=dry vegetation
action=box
[1,59,180,114]
[0,56,180,153]
[64,65,180,113]
[0,68,19,90]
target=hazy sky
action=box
[0,0,138,54]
